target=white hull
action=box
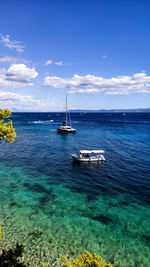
[72,154,105,162]
[57,127,76,133]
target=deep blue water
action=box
[0,112,150,266]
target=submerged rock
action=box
[92,214,113,224]
[28,230,43,238]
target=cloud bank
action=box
[0,64,38,88]
[0,91,38,105]
[44,73,150,95]
[0,90,42,111]
[0,91,64,112]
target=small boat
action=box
[72,150,105,162]
[57,94,76,133]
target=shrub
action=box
[0,109,16,143]
[61,252,113,267]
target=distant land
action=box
[11,108,150,113]
[69,108,150,113]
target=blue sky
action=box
[0,0,150,111]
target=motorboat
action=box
[57,94,76,133]
[72,150,105,162]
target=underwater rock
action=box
[10,201,22,208]
[88,206,95,210]
[10,201,17,207]
[87,194,98,201]
[120,200,129,206]
[66,184,98,201]
[23,183,47,193]
[92,214,113,224]
[28,230,43,238]
[39,192,55,206]
[108,200,129,207]
[142,234,150,242]
[108,202,118,207]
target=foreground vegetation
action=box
[61,252,113,267]
[0,109,16,143]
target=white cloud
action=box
[0,56,17,63]
[0,64,38,88]
[0,90,41,111]
[70,88,99,94]
[45,59,53,65]
[0,91,64,111]
[55,61,63,66]
[0,91,38,104]
[44,60,64,66]
[44,72,150,95]
[102,55,108,58]
[0,34,25,53]
[0,56,28,64]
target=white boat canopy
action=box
[79,150,104,154]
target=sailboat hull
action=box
[57,127,76,133]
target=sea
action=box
[0,112,150,267]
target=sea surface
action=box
[0,112,150,267]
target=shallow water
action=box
[0,112,150,266]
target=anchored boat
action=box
[57,94,76,133]
[72,150,105,162]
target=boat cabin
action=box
[79,150,105,158]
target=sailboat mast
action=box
[66,93,68,123]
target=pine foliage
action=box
[0,109,16,143]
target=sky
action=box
[0,0,150,111]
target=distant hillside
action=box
[70,108,150,113]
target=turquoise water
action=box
[0,113,150,266]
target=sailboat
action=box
[57,94,76,133]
